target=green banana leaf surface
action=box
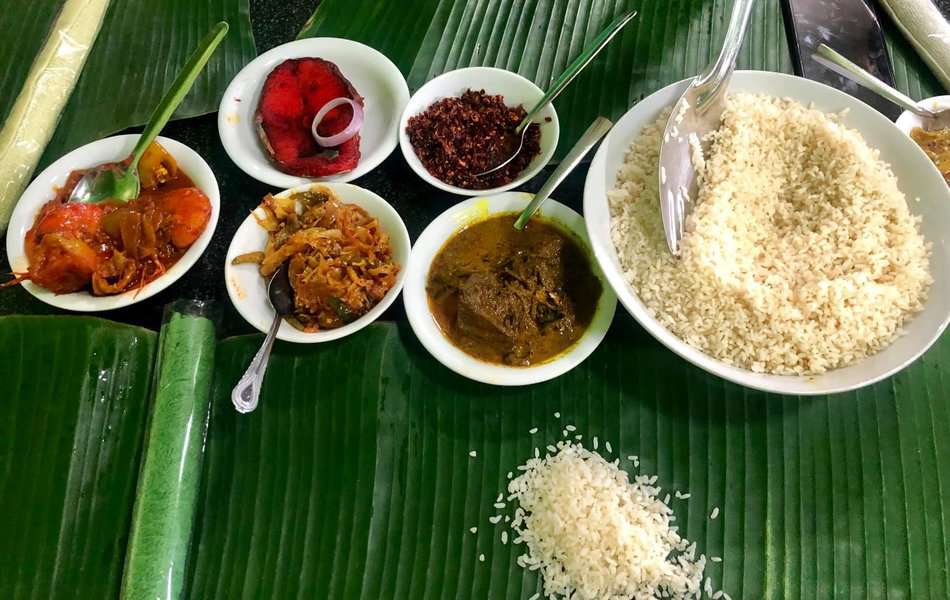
[300,0,943,159]
[185,320,950,599]
[0,0,257,171]
[2,1,949,598]
[0,1,62,126]
[0,316,156,599]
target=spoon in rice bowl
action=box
[658,0,756,256]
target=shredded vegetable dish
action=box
[233,186,399,331]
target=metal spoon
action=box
[814,43,950,131]
[70,22,229,204]
[658,0,756,256]
[231,262,294,414]
[513,116,613,230]
[476,10,637,178]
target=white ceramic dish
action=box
[895,94,950,136]
[218,38,410,188]
[225,182,410,343]
[398,67,559,196]
[584,71,950,396]
[6,134,220,312]
[403,192,616,386]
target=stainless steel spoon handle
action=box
[516,10,637,134]
[813,43,933,118]
[693,0,756,109]
[231,313,282,413]
[514,116,613,230]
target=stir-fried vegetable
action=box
[232,186,398,331]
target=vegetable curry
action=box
[231,187,399,331]
[10,142,211,295]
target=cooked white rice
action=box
[507,440,706,599]
[608,93,931,374]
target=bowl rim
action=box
[402,191,617,386]
[5,134,220,312]
[584,70,950,395]
[217,36,410,188]
[398,66,560,196]
[224,181,411,344]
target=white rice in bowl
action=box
[608,93,931,374]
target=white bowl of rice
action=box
[584,71,950,395]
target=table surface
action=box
[0,0,595,339]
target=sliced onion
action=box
[311,97,364,148]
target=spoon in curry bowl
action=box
[513,116,613,230]
[69,22,229,204]
[814,43,950,132]
[476,10,637,178]
[232,262,294,413]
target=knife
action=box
[782,0,902,120]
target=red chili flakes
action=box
[406,89,542,189]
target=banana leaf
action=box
[186,320,950,598]
[0,316,156,599]
[0,2,62,127]
[885,24,945,100]
[0,0,256,171]
[301,0,943,158]
[301,0,792,158]
[121,303,217,600]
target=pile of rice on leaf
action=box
[505,440,708,600]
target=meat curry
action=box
[426,214,601,366]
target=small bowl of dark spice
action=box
[399,67,559,195]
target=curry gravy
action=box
[911,126,950,185]
[426,214,601,366]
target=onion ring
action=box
[311,97,364,148]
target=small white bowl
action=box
[895,95,950,137]
[6,134,220,312]
[403,192,616,386]
[225,182,410,343]
[398,67,559,196]
[218,38,410,188]
[584,71,950,396]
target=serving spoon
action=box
[513,116,613,230]
[70,22,229,204]
[232,262,294,413]
[658,0,756,257]
[814,43,950,131]
[476,9,637,178]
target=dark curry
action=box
[426,214,601,366]
[911,127,950,185]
